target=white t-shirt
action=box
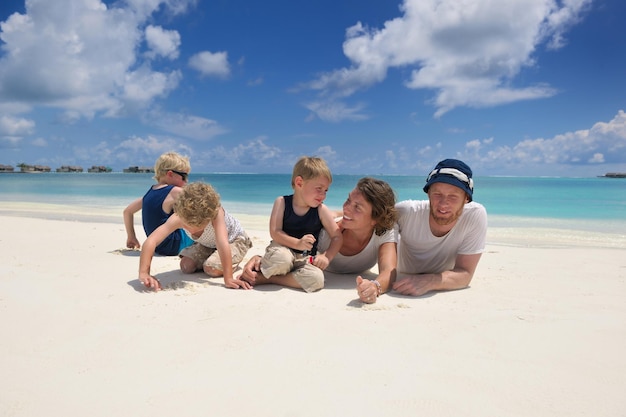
[396,200,487,274]
[317,226,398,274]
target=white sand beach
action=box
[0,207,625,417]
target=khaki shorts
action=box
[180,233,253,271]
[260,241,324,293]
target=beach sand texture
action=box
[1,213,625,417]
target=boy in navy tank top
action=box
[123,152,194,256]
[242,156,343,292]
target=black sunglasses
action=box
[171,170,189,181]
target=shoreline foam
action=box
[2,201,625,249]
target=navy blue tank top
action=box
[142,185,184,256]
[283,194,323,255]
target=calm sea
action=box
[1,172,625,234]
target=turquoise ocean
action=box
[1,172,625,238]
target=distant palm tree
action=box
[17,162,30,172]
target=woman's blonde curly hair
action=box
[356,177,397,236]
[173,182,221,227]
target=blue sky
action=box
[0,0,625,176]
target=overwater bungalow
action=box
[19,164,51,172]
[123,165,154,173]
[56,165,84,173]
[88,165,113,173]
[0,164,15,172]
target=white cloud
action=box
[125,0,197,19]
[144,25,181,59]
[193,137,338,173]
[464,110,626,169]
[112,134,193,165]
[247,77,264,86]
[0,136,22,148]
[32,137,47,147]
[117,134,188,153]
[313,145,338,162]
[144,109,229,140]
[188,51,231,78]
[193,137,292,172]
[0,114,35,136]
[588,153,604,163]
[385,150,398,170]
[304,100,368,123]
[543,0,592,49]
[225,137,284,162]
[0,0,195,118]
[69,133,193,168]
[346,142,435,175]
[123,66,182,106]
[303,0,591,118]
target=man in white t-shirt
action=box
[393,159,487,297]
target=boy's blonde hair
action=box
[154,152,191,181]
[173,182,221,227]
[291,156,332,188]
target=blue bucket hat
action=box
[423,159,474,202]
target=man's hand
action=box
[392,274,438,297]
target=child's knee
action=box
[179,256,198,274]
[260,246,293,277]
[203,264,223,277]
[309,269,325,291]
[294,266,324,293]
[304,275,324,292]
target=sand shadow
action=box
[236,270,379,294]
[323,270,378,290]
[346,298,379,309]
[244,284,295,293]
[110,248,177,258]
[127,270,224,292]
[383,285,470,300]
[110,248,142,257]
[384,290,431,299]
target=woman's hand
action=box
[356,276,378,304]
